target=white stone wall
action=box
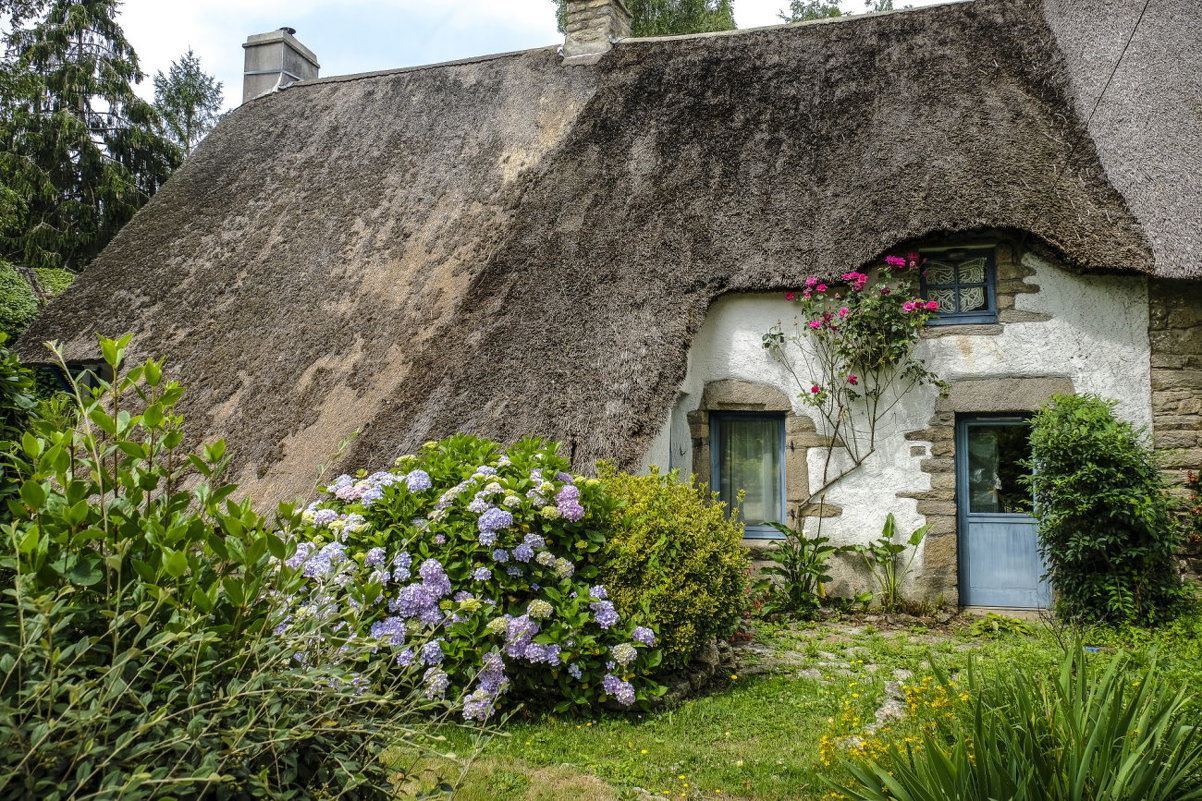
[641,253,1152,597]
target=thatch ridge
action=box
[18,0,1194,503]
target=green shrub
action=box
[0,337,451,800]
[1025,394,1185,624]
[280,435,665,717]
[0,332,37,519]
[835,648,1202,801]
[0,262,75,341]
[594,466,749,671]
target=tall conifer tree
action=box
[153,48,223,155]
[0,0,178,273]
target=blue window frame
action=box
[710,411,786,539]
[919,247,998,326]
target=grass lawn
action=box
[402,608,1202,800]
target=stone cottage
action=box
[18,0,1202,607]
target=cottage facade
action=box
[18,0,1202,607]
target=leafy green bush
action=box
[0,336,450,800]
[282,435,665,717]
[0,262,75,341]
[594,467,748,671]
[0,332,37,519]
[835,648,1202,801]
[1025,394,1185,624]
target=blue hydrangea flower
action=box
[512,543,534,562]
[478,507,514,533]
[632,626,657,646]
[421,639,445,665]
[472,566,492,581]
[405,470,432,492]
[591,599,618,629]
[492,549,509,563]
[602,674,636,705]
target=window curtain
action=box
[717,416,782,526]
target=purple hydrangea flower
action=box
[492,549,509,563]
[361,486,384,505]
[506,565,523,577]
[365,547,387,567]
[512,544,534,563]
[602,674,636,706]
[478,530,497,547]
[632,626,657,646]
[467,498,490,514]
[590,585,608,600]
[313,508,339,526]
[478,507,514,533]
[284,542,313,570]
[591,599,618,629]
[503,614,539,659]
[567,663,583,680]
[406,470,432,492]
[303,542,347,578]
[523,642,562,665]
[370,616,406,645]
[477,466,498,476]
[421,639,445,665]
[396,648,415,667]
[472,567,492,582]
[432,533,447,546]
[555,472,574,483]
[523,533,546,549]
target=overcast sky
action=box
[118,0,956,111]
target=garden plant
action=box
[848,513,930,612]
[835,647,1202,801]
[764,255,945,503]
[1025,393,1186,624]
[0,337,455,800]
[278,436,671,717]
[755,520,849,616]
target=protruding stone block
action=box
[563,0,632,64]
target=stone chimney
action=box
[242,27,320,104]
[563,0,632,64]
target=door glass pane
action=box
[966,423,1033,514]
[717,416,782,526]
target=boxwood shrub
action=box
[594,466,749,671]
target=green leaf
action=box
[20,480,46,509]
[163,549,188,578]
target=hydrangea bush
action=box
[277,434,665,719]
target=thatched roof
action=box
[18,0,1200,501]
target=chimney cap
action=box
[279,26,297,34]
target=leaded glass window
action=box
[920,248,997,325]
[712,412,785,538]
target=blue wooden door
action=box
[957,416,1051,608]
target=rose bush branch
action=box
[764,254,946,517]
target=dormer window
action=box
[920,247,998,325]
